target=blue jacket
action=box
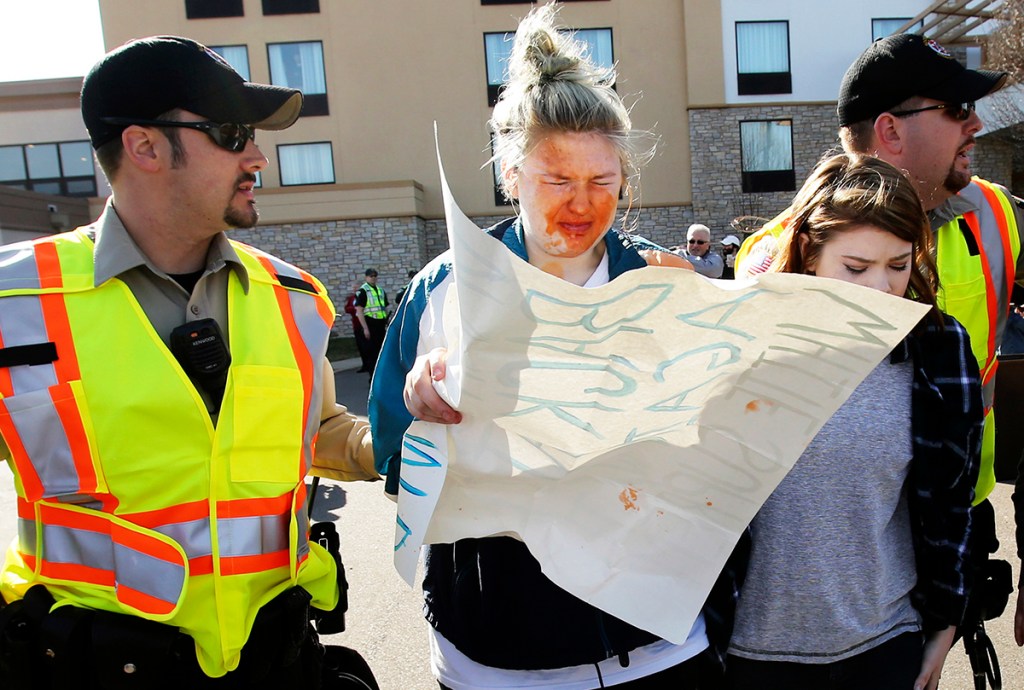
[368,218,748,670]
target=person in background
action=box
[395,269,417,305]
[719,234,741,279]
[369,5,745,688]
[0,36,378,688]
[355,268,389,374]
[683,223,724,278]
[728,153,982,690]
[344,281,374,373]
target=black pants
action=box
[365,316,388,373]
[439,649,717,690]
[725,632,923,690]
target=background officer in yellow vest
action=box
[0,36,379,688]
[354,268,390,375]
[736,33,1024,663]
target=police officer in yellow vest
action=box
[736,33,1024,657]
[354,268,390,374]
[0,37,379,688]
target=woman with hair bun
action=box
[370,4,739,689]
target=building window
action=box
[484,27,612,106]
[736,21,791,95]
[262,0,319,15]
[740,120,794,193]
[572,28,614,73]
[0,141,96,197]
[268,41,328,116]
[209,45,250,81]
[871,18,923,41]
[484,32,515,106]
[278,143,334,186]
[185,0,243,19]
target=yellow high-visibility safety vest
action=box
[0,228,338,677]
[934,178,1020,502]
[733,178,1020,502]
[360,282,387,319]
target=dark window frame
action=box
[277,141,335,187]
[0,140,97,198]
[262,0,319,15]
[735,20,792,96]
[739,119,795,194]
[267,40,329,117]
[185,0,244,19]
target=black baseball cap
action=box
[81,36,303,149]
[837,34,1006,127]
[365,268,378,276]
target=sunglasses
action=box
[687,239,708,245]
[888,101,976,122]
[100,117,256,152]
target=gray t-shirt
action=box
[729,358,920,663]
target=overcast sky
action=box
[0,0,105,82]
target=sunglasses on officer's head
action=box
[888,101,976,122]
[100,117,256,152]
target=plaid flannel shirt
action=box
[894,313,984,630]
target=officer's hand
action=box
[404,347,462,425]
[1015,588,1024,646]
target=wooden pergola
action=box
[895,0,1004,45]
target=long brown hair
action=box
[773,153,939,321]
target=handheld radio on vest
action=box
[170,318,231,410]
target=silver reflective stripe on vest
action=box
[0,294,58,395]
[217,513,290,557]
[18,517,36,557]
[154,518,213,561]
[41,521,185,607]
[0,243,42,291]
[3,387,83,497]
[112,542,186,604]
[959,182,1013,407]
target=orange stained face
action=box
[510,131,623,260]
[805,224,912,297]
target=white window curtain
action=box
[737,22,789,74]
[573,29,614,71]
[269,42,326,95]
[740,121,793,172]
[210,45,250,81]
[484,33,514,87]
[279,143,334,185]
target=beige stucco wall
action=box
[97,0,694,219]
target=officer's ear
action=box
[120,126,162,173]
[873,113,905,157]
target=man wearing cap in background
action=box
[720,234,741,279]
[734,32,1024,671]
[0,37,379,687]
[354,268,389,375]
[682,223,724,278]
